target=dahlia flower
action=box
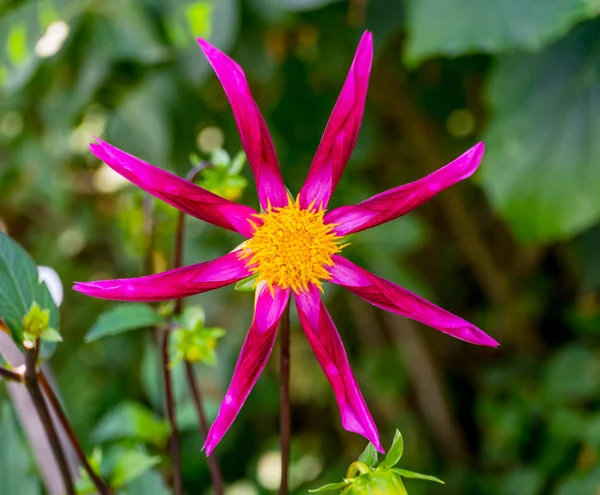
[74,31,498,455]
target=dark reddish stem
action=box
[0,365,23,382]
[278,303,291,495]
[24,340,75,495]
[38,372,113,494]
[173,162,211,314]
[161,328,184,495]
[184,361,224,494]
[172,160,224,493]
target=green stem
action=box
[346,462,371,479]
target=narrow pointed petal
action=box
[330,256,499,347]
[294,285,382,452]
[90,139,257,237]
[197,39,288,210]
[73,252,250,302]
[299,31,373,210]
[204,284,290,455]
[324,143,484,236]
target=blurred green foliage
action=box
[2,0,600,493]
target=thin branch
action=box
[38,371,113,494]
[23,340,75,495]
[161,329,183,495]
[278,303,291,495]
[0,365,23,382]
[172,160,225,493]
[142,196,156,275]
[184,362,224,495]
[173,162,211,314]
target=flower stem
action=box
[172,161,210,314]
[172,160,224,493]
[161,328,184,495]
[278,303,291,495]
[23,340,75,495]
[184,361,224,495]
[38,371,113,494]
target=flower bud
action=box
[344,471,407,495]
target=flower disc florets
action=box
[241,197,346,293]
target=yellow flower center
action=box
[241,197,346,293]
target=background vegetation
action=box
[2,0,600,493]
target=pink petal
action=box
[330,256,499,347]
[294,285,382,452]
[324,143,484,235]
[204,284,290,455]
[73,252,250,301]
[198,39,288,210]
[299,31,373,210]
[90,139,257,237]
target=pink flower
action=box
[74,31,498,455]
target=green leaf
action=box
[105,74,174,165]
[543,345,600,402]
[40,327,63,343]
[6,23,27,66]
[392,469,444,484]
[122,468,171,495]
[0,233,59,343]
[501,468,543,495]
[281,0,343,11]
[180,305,205,331]
[308,481,349,493]
[358,442,378,468]
[235,273,259,292]
[555,466,600,495]
[404,0,600,64]
[380,430,404,469]
[0,403,39,495]
[110,450,161,488]
[481,20,600,243]
[229,151,247,175]
[92,401,170,447]
[93,0,167,64]
[85,304,163,343]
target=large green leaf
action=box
[92,401,169,447]
[0,403,40,495]
[122,469,170,495]
[0,233,59,343]
[85,304,163,342]
[110,449,161,488]
[404,0,600,64]
[480,20,600,243]
[167,0,239,83]
[105,74,175,165]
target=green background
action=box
[2,0,600,493]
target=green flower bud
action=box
[22,302,61,342]
[344,471,407,495]
[169,307,225,368]
[23,302,50,337]
[310,430,443,494]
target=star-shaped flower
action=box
[74,31,498,455]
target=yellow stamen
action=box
[240,197,346,294]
